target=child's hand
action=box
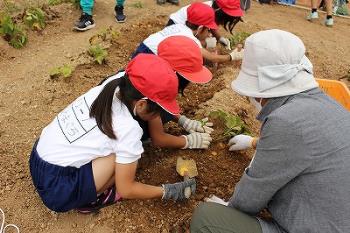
[182,132,212,149]
[178,115,214,134]
[162,178,196,201]
[219,37,231,50]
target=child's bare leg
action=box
[92,154,115,193]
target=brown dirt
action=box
[0,0,349,232]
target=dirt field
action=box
[0,0,350,232]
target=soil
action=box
[0,0,349,232]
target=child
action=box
[132,2,243,63]
[168,0,244,50]
[74,0,126,31]
[29,54,196,213]
[134,36,214,149]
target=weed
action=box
[88,44,108,64]
[131,1,143,8]
[0,14,27,49]
[24,7,46,31]
[50,64,74,79]
[210,110,251,140]
[229,31,251,47]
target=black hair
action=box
[176,73,190,95]
[185,21,201,31]
[212,0,243,34]
[90,74,162,139]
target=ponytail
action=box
[212,0,243,34]
[90,78,122,139]
[90,74,163,139]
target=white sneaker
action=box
[325,17,334,27]
[307,11,319,21]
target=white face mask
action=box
[133,105,137,117]
[249,97,262,112]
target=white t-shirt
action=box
[143,24,202,55]
[169,1,213,25]
[36,72,144,168]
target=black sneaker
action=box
[166,0,179,5]
[115,6,126,23]
[74,13,95,31]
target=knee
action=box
[190,203,212,232]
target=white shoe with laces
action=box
[307,11,319,21]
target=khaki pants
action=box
[190,202,263,233]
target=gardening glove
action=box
[178,115,214,134]
[162,178,196,201]
[219,37,231,50]
[228,134,254,151]
[205,37,217,49]
[182,132,212,149]
[229,48,244,61]
[204,195,228,206]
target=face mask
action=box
[249,97,262,112]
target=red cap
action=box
[126,54,180,115]
[187,2,218,30]
[216,0,244,17]
[158,36,212,84]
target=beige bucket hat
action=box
[231,29,318,98]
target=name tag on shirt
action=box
[57,97,96,143]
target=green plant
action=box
[131,1,143,8]
[210,110,251,139]
[24,7,46,31]
[88,44,108,64]
[50,64,74,79]
[336,4,349,15]
[229,31,251,47]
[0,14,27,48]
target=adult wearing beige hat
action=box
[190,29,350,233]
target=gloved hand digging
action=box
[219,37,231,50]
[178,116,214,134]
[229,47,244,61]
[182,132,212,149]
[228,134,255,151]
[162,178,196,201]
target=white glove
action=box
[178,116,214,134]
[204,195,228,206]
[182,132,212,149]
[228,134,254,151]
[229,48,244,61]
[219,37,231,50]
[205,37,217,49]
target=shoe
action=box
[74,13,95,31]
[307,11,319,21]
[325,17,334,27]
[115,6,126,23]
[76,186,122,214]
[166,0,180,5]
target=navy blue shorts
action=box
[131,43,154,59]
[29,140,97,212]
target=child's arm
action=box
[201,48,231,63]
[115,161,196,200]
[148,116,187,148]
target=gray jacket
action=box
[229,88,350,233]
